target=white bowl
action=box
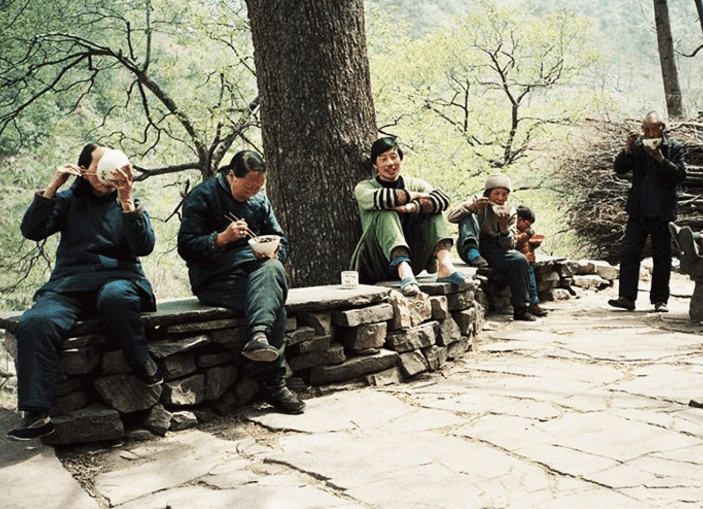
[642,138,662,150]
[96,149,130,183]
[490,203,511,217]
[248,235,281,256]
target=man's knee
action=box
[97,281,140,311]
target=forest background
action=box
[0,0,701,311]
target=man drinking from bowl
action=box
[177,150,304,414]
[608,110,686,313]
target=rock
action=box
[288,343,346,371]
[572,274,610,290]
[310,349,399,385]
[44,404,124,445]
[101,350,130,375]
[389,291,432,330]
[94,373,162,413]
[437,316,461,346]
[204,365,237,401]
[162,374,205,406]
[339,322,387,352]
[423,345,448,371]
[286,325,316,346]
[210,327,247,350]
[592,260,619,281]
[386,322,437,353]
[170,411,198,431]
[54,390,88,414]
[288,334,332,355]
[398,350,429,377]
[446,289,476,310]
[59,346,100,375]
[429,296,450,321]
[365,366,404,386]
[196,351,236,368]
[161,352,197,381]
[298,311,333,335]
[332,303,394,327]
[144,403,172,436]
[149,335,212,358]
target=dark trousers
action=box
[16,280,150,412]
[528,266,539,306]
[196,259,288,383]
[618,216,672,304]
[457,214,480,264]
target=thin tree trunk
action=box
[245,0,377,287]
[653,0,684,118]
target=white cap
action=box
[484,174,512,192]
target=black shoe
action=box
[242,333,280,363]
[137,356,164,387]
[608,296,635,311]
[513,308,537,321]
[529,305,548,317]
[263,381,306,414]
[469,256,489,268]
[7,411,55,441]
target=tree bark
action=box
[653,0,684,118]
[245,0,377,287]
[695,0,703,35]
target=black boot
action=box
[263,379,306,414]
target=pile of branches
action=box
[556,116,703,264]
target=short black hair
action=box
[223,150,266,178]
[516,205,535,223]
[370,137,404,164]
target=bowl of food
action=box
[96,149,130,184]
[490,203,511,217]
[248,235,281,256]
[642,138,662,150]
[529,233,545,244]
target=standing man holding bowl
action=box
[608,111,686,313]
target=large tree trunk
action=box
[653,0,684,118]
[245,0,377,287]
[695,0,703,35]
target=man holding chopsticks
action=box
[177,150,305,415]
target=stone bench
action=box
[0,278,484,445]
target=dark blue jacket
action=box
[177,171,289,293]
[21,184,156,308]
[613,135,686,222]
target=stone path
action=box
[3,274,703,509]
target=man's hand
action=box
[624,131,638,154]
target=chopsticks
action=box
[224,212,257,239]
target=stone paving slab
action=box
[0,409,98,509]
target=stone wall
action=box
[0,279,483,445]
[0,257,617,446]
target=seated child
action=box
[515,205,548,317]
